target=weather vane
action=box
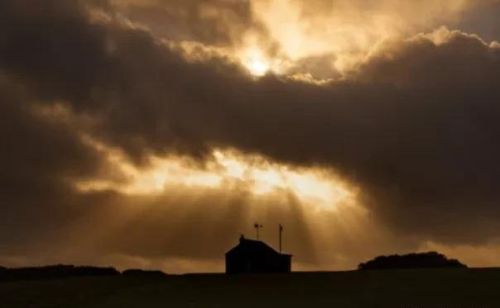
[254,223,263,240]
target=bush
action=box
[0,265,120,281]
[122,269,167,277]
[358,251,467,270]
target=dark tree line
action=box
[0,265,166,281]
[359,252,467,270]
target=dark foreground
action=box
[1,268,500,307]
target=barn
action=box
[225,235,292,274]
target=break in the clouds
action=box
[1,0,500,272]
[108,0,497,78]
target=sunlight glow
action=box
[112,0,475,83]
[243,48,271,77]
[231,0,471,81]
[247,57,269,76]
[76,138,358,211]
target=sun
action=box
[243,48,270,77]
[247,57,270,76]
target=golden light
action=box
[247,57,269,76]
[76,138,358,211]
[243,48,270,77]
[108,0,476,83]
[231,0,472,81]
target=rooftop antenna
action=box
[254,223,263,240]
[279,224,283,253]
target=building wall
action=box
[226,253,291,274]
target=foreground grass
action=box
[1,268,499,307]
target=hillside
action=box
[1,268,500,307]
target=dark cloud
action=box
[0,77,104,252]
[456,1,500,42]
[1,0,500,271]
[109,0,258,46]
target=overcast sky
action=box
[1,0,500,273]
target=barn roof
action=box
[225,237,292,257]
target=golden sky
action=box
[1,0,500,273]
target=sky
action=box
[1,0,500,273]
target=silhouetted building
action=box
[225,235,292,274]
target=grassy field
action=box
[1,268,499,307]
